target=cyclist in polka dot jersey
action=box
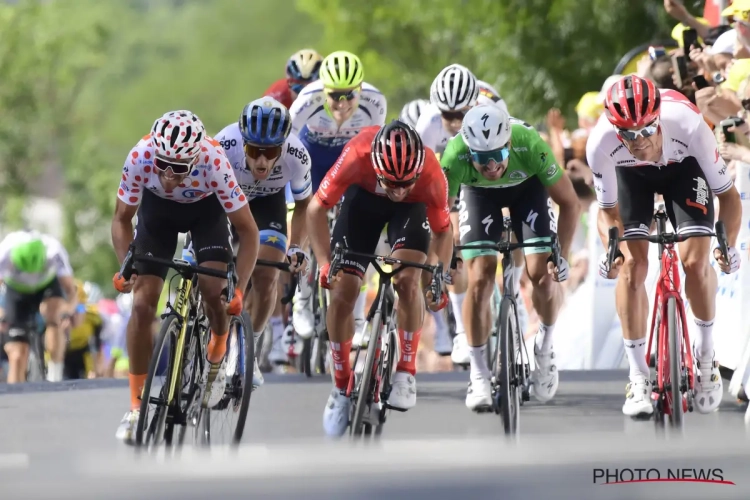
[111,110,260,444]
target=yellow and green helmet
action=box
[320,51,364,89]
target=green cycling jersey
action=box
[440,119,562,197]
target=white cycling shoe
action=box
[466,374,493,411]
[323,388,351,437]
[292,283,315,339]
[115,409,139,444]
[622,374,654,417]
[451,333,470,365]
[388,371,417,410]
[693,349,722,414]
[201,357,227,409]
[531,344,558,402]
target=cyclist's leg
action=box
[246,191,287,365]
[191,197,236,406]
[323,186,387,436]
[508,177,563,402]
[39,278,68,382]
[665,160,721,412]
[442,194,466,356]
[387,200,432,410]
[115,195,178,442]
[1,286,38,383]
[458,185,506,409]
[613,166,657,416]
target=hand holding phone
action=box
[721,118,738,143]
[682,29,700,61]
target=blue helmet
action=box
[239,97,291,147]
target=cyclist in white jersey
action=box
[289,51,387,342]
[589,76,741,417]
[111,110,259,443]
[414,64,525,363]
[215,97,311,369]
[0,230,77,383]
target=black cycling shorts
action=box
[230,189,288,254]
[457,177,557,258]
[616,157,714,237]
[133,190,232,279]
[331,186,431,278]
[2,278,64,343]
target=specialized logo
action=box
[686,176,708,215]
[481,113,489,127]
[482,214,493,235]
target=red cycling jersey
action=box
[315,126,451,233]
[263,79,294,109]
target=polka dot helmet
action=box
[150,110,205,160]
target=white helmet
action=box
[461,104,511,151]
[430,64,479,111]
[151,110,205,160]
[399,99,430,128]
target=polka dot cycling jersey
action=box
[117,134,248,213]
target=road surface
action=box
[1,370,749,499]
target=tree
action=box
[296,0,685,122]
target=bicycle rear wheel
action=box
[136,313,180,449]
[497,298,520,435]
[199,311,255,446]
[667,297,684,428]
[351,310,382,437]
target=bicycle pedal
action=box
[472,405,493,414]
[384,403,408,413]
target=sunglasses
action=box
[244,142,282,160]
[378,177,419,189]
[469,145,510,165]
[617,119,659,141]
[288,78,313,94]
[440,109,468,122]
[324,88,360,101]
[153,155,195,175]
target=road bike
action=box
[606,207,729,428]
[327,243,443,437]
[456,217,562,435]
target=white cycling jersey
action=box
[289,80,387,170]
[214,123,312,201]
[416,80,509,155]
[118,135,248,213]
[0,231,73,293]
[586,89,732,209]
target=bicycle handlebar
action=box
[119,243,238,302]
[455,233,563,269]
[255,259,298,305]
[606,220,730,270]
[328,243,445,301]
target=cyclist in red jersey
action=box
[263,49,323,109]
[307,121,454,436]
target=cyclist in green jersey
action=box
[441,104,580,410]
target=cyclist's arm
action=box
[424,154,453,268]
[112,146,146,263]
[112,200,137,264]
[691,116,741,247]
[586,133,623,250]
[360,86,387,127]
[287,135,313,249]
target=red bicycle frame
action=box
[645,242,694,416]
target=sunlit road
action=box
[1,370,749,499]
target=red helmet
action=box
[604,75,660,128]
[371,121,425,182]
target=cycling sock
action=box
[330,340,352,390]
[535,323,555,353]
[513,264,525,292]
[354,287,367,323]
[623,337,649,379]
[207,330,229,364]
[693,318,715,358]
[397,328,421,375]
[468,343,491,379]
[253,330,264,347]
[129,373,147,410]
[270,316,284,345]
[448,291,466,335]
[47,362,64,382]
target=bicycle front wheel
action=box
[667,297,684,428]
[136,313,180,449]
[497,298,520,435]
[351,310,382,437]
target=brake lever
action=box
[607,226,620,271]
[119,243,137,281]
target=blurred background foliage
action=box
[0,0,700,291]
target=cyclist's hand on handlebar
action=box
[225,288,244,315]
[319,262,339,289]
[286,245,310,275]
[113,272,136,293]
[547,256,570,282]
[444,255,463,285]
[714,246,740,274]
[598,252,624,279]
[425,288,449,312]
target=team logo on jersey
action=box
[182,189,208,199]
[286,144,309,165]
[220,139,237,150]
[509,170,527,180]
[539,152,548,164]
[230,186,243,199]
[546,164,558,177]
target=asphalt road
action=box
[1,370,750,499]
